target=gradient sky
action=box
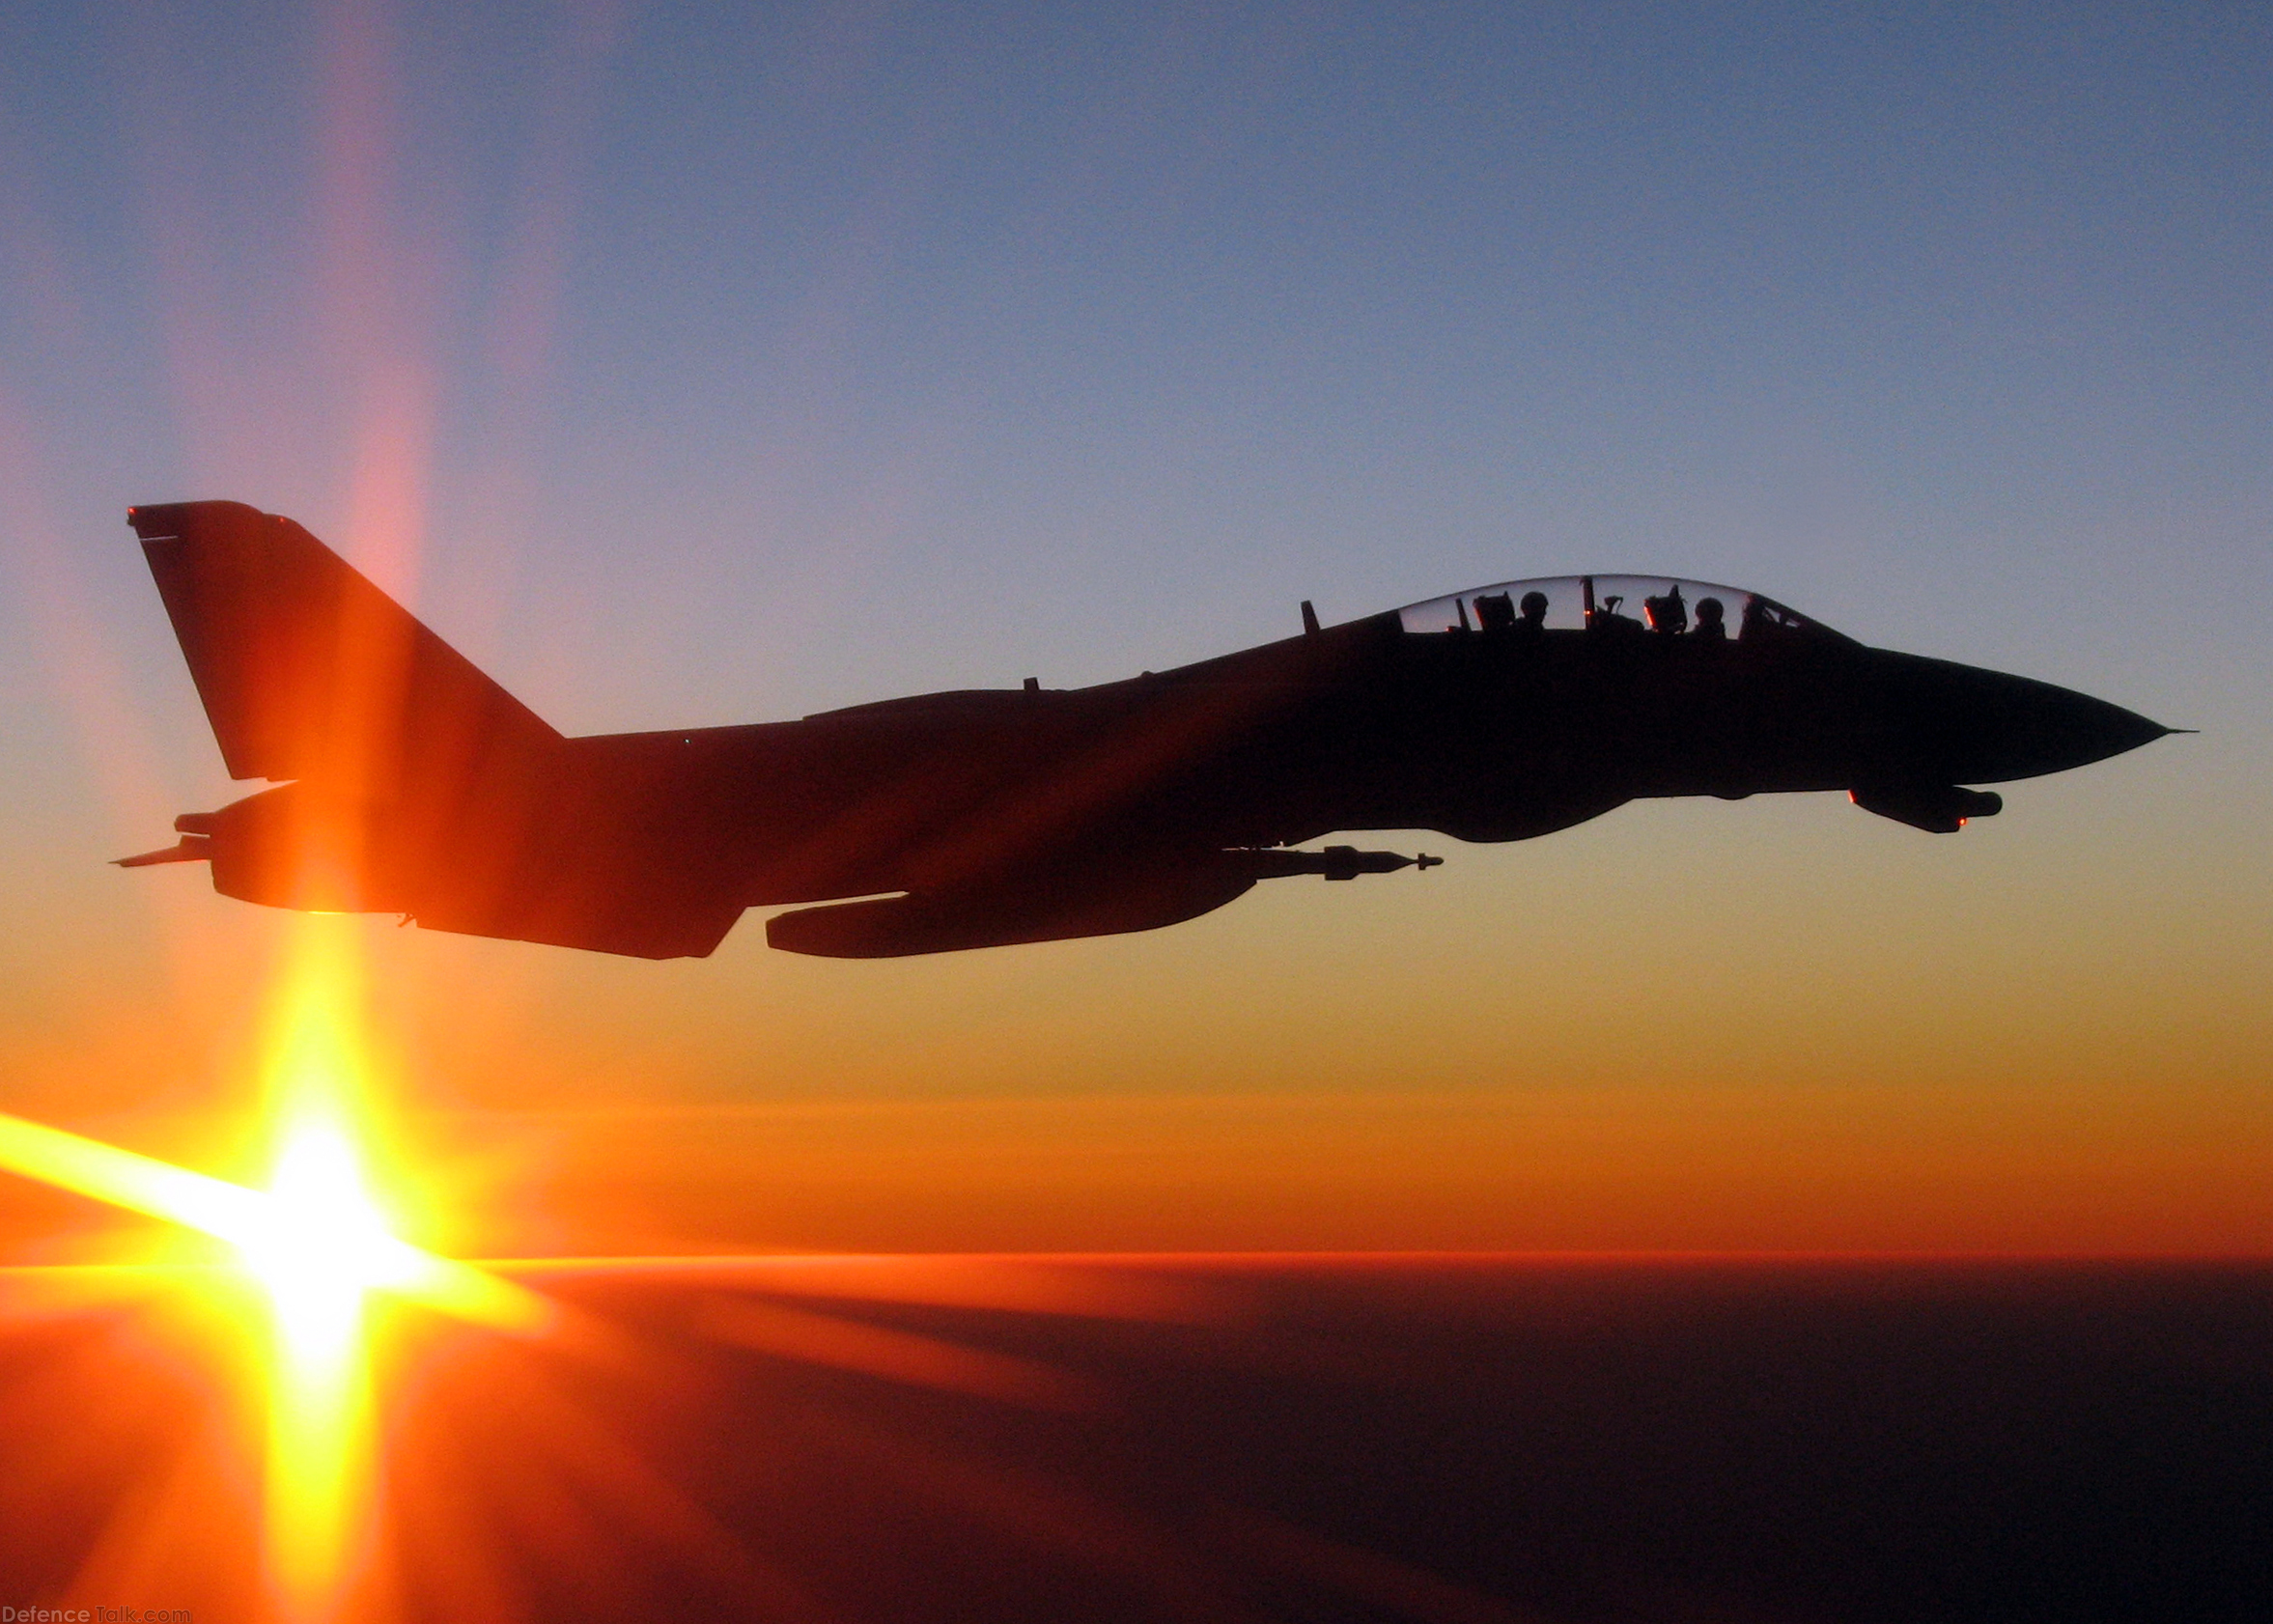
[0,2,2265,1254]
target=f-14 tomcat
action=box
[117,501,2174,959]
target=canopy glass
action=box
[1393,575,1846,644]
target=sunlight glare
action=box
[250,1105,388,1621]
[0,916,551,1620]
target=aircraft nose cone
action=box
[1959,670,2171,781]
[2086,698,2172,758]
[1869,655,2172,785]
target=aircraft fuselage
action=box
[119,504,2172,958]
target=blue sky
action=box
[1,6,2261,714]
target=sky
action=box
[0,1,2265,1255]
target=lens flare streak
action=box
[0,1112,548,1336]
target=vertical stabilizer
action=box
[126,501,560,789]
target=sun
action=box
[250,1112,388,1617]
[0,916,549,1621]
[242,1100,417,1620]
[235,917,558,1619]
[246,1111,402,1363]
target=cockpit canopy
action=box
[1394,574,1847,645]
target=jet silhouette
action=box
[117,501,2173,958]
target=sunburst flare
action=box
[0,918,548,1620]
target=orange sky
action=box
[3,767,2264,1258]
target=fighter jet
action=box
[116,500,2174,959]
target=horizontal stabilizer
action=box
[113,835,212,868]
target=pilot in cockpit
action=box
[1693,596,1727,642]
[1517,590,1549,635]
